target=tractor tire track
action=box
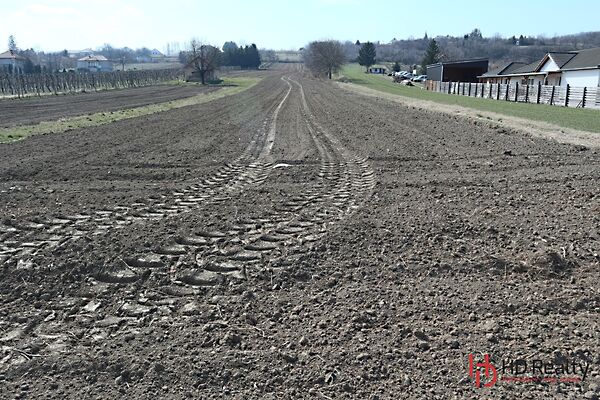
[106,75,375,290]
[0,77,293,267]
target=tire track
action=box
[107,76,375,289]
[0,77,293,267]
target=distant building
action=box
[427,59,489,83]
[480,47,600,87]
[368,65,387,74]
[76,55,113,72]
[68,48,94,58]
[0,50,28,74]
[150,49,165,63]
[275,51,302,63]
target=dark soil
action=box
[0,84,218,127]
[0,69,599,399]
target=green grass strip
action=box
[341,64,600,133]
[0,77,261,143]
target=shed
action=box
[427,59,489,83]
[368,65,387,74]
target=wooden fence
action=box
[426,80,600,109]
[0,69,184,98]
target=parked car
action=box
[394,71,409,78]
[411,75,427,82]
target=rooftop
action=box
[480,47,600,78]
[427,58,489,67]
[480,62,527,77]
[0,50,27,61]
[546,52,577,68]
[78,55,109,62]
[562,47,600,70]
[511,60,542,74]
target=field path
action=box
[0,67,598,399]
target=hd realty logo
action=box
[468,354,591,388]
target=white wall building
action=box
[480,47,600,87]
[562,69,600,87]
[150,49,165,63]
[76,55,113,72]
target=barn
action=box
[427,59,489,83]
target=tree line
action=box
[343,30,600,71]
[221,42,261,69]
[179,41,261,70]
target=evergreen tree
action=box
[8,35,17,51]
[357,42,376,71]
[248,44,261,68]
[220,43,260,69]
[240,46,249,68]
[222,41,237,53]
[421,39,441,73]
[392,61,401,72]
[221,41,237,65]
[470,28,482,40]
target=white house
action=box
[560,47,600,87]
[76,55,113,72]
[150,49,165,63]
[480,47,600,87]
[0,50,27,74]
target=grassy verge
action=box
[341,64,600,133]
[0,77,260,144]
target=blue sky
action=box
[2,0,599,52]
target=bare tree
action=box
[260,49,278,63]
[187,39,221,85]
[304,40,345,79]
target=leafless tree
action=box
[187,39,221,85]
[304,40,346,79]
[260,49,278,63]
